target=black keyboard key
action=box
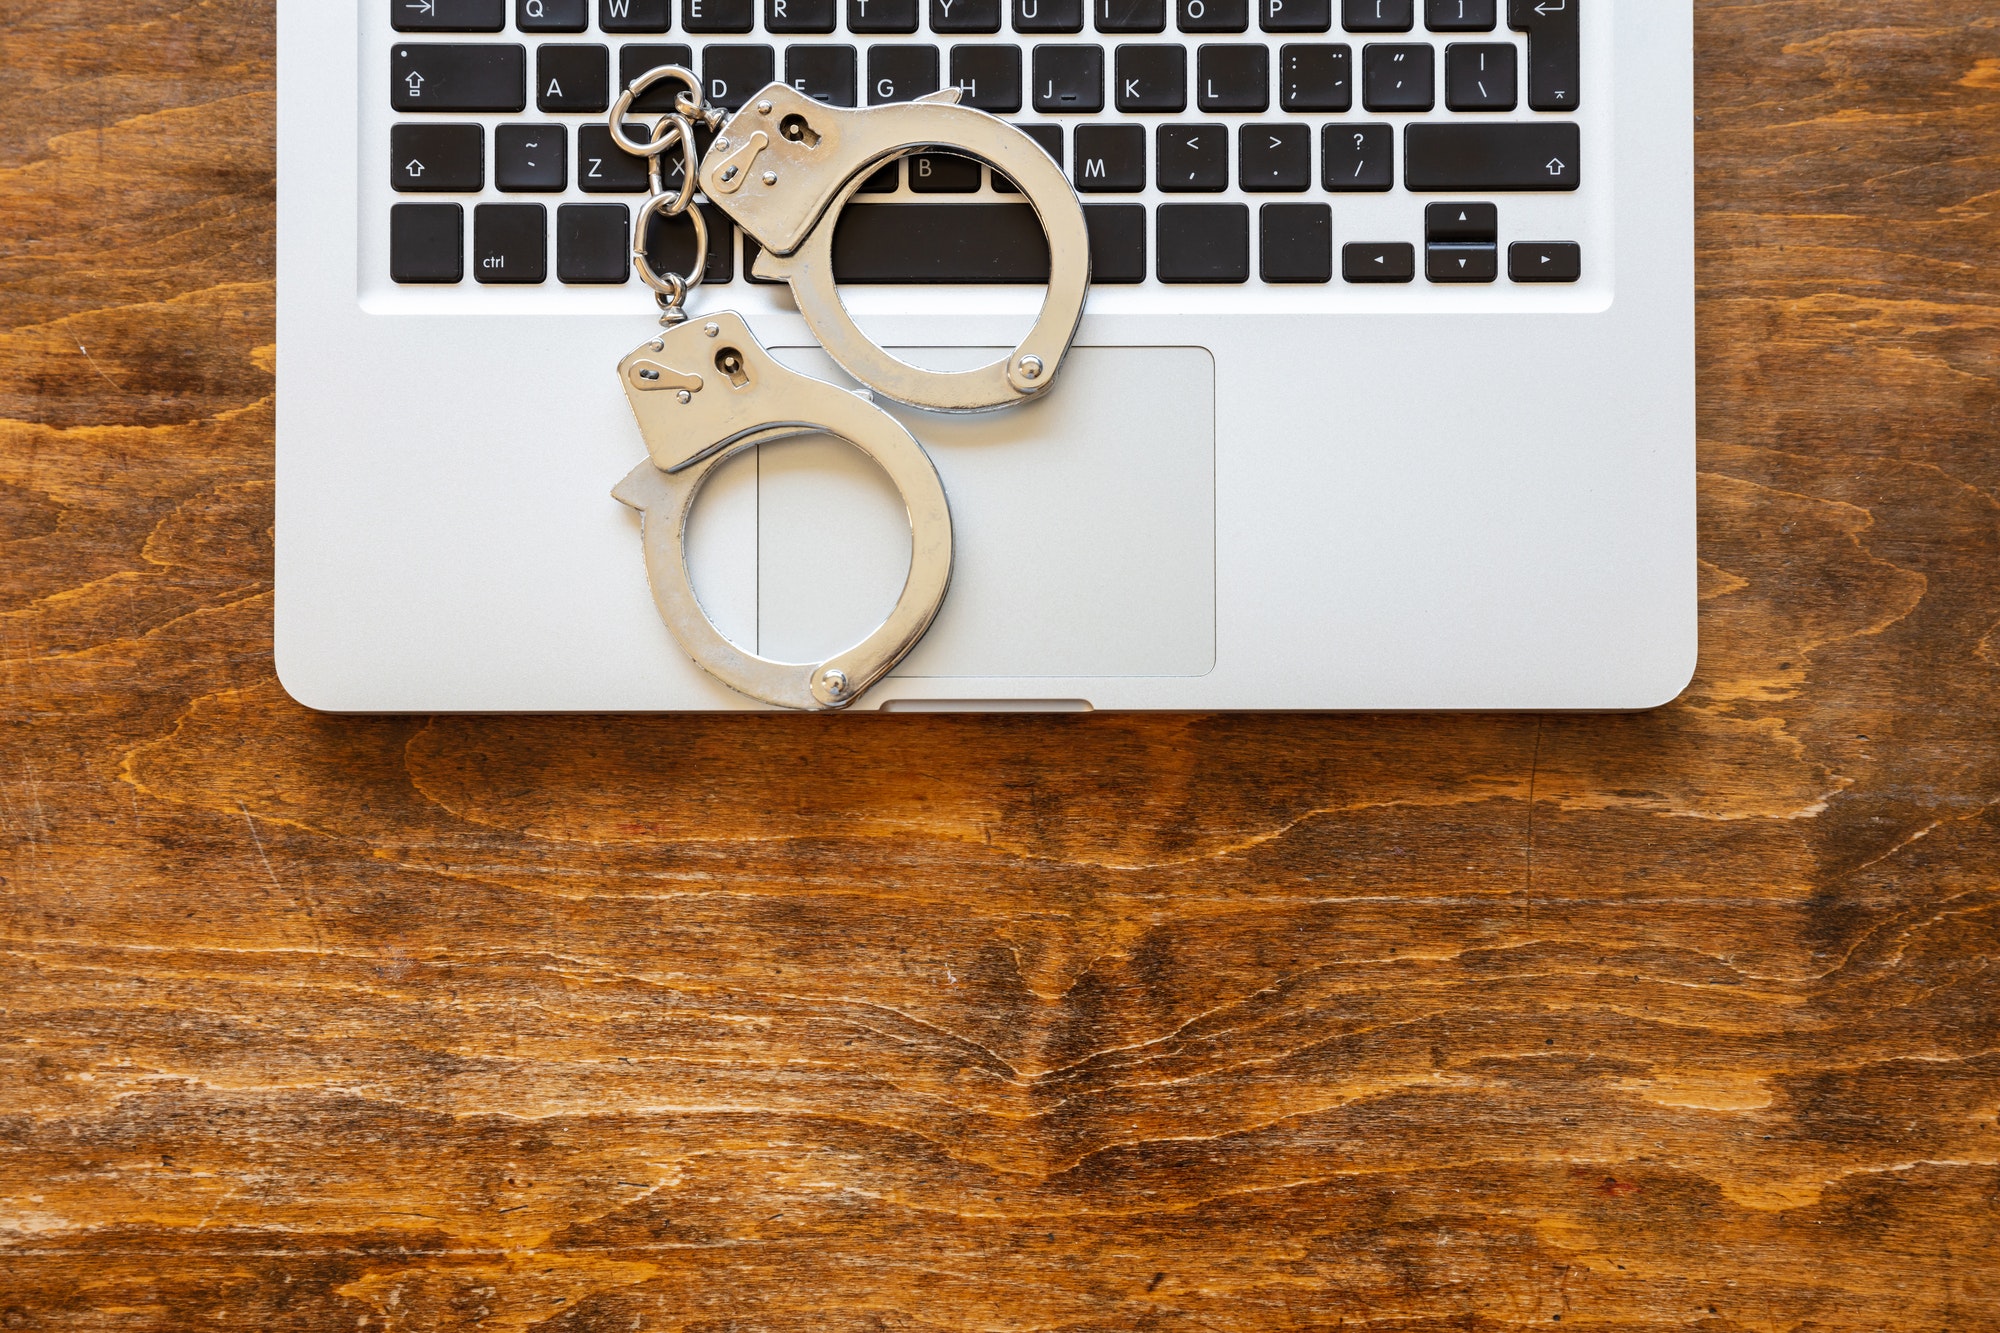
[1425,200,1495,240]
[1177,0,1246,32]
[495,123,567,191]
[790,44,859,104]
[391,203,465,282]
[393,0,505,31]
[392,44,526,111]
[391,123,484,192]
[910,151,983,191]
[1343,240,1414,281]
[934,0,1001,30]
[1509,240,1580,282]
[1427,241,1496,281]
[1508,0,1578,110]
[1362,42,1432,109]
[619,45,696,109]
[1114,45,1186,112]
[1157,203,1247,282]
[1404,121,1578,189]
[1015,0,1084,30]
[1238,123,1309,190]
[1085,203,1147,281]
[1157,123,1227,191]
[1259,0,1328,32]
[473,203,547,283]
[558,202,630,282]
[832,203,1050,282]
[859,161,899,191]
[577,123,651,191]
[868,44,939,100]
[1278,43,1350,109]
[1032,45,1103,111]
[1426,0,1492,30]
[537,44,610,112]
[657,120,718,192]
[518,0,590,31]
[600,0,670,30]
[849,0,920,31]
[686,0,755,29]
[1445,42,1515,109]
[1195,43,1268,110]
[1343,0,1410,30]
[705,45,775,108]
[646,201,735,282]
[1096,0,1166,29]
[1260,202,1331,281]
[1322,122,1391,189]
[1072,124,1145,190]
[993,122,1064,189]
[768,0,838,29]
[951,45,1022,111]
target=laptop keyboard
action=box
[381,0,1585,288]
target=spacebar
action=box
[831,204,1052,284]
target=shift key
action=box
[1404,122,1578,191]
[392,43,527,111]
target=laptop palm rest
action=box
[686,346,1217,681]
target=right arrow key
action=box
[1507,0,1580,112]
[1508,241,1582,282]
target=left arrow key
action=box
[391,0,506,31]
[391,124,486,192]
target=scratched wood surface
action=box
[3,1,1998,1328]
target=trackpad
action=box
[748,345,1216,679]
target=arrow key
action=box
[1426,240,1497,282]
[390,123,484,192]
[1508,240,1581,282]
[1342,241,1415,283]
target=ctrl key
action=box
[390,203,464,283]
[473,203,547,284]
[1509,241,1581,283]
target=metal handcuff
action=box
[607,67,1093,709]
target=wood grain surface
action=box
[3,1,1998,1328]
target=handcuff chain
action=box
[608,66,726,324]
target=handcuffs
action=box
[607,68,1093,709]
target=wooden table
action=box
[3,2,1996,1327]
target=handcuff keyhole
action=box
[716,348,751,388]
[779,114,820,148]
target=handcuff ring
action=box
[703,82,1093,414]
[613,312,955,710]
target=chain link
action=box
[607,67,724,324]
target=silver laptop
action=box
[277,0,1693,711]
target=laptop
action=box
[276,0,1694,711]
